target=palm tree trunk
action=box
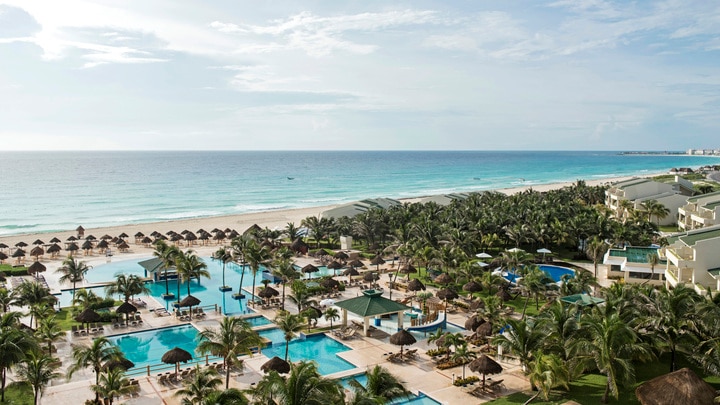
[521,296,530,319]
[251,271,257,307]
[285,339,290,362]
[281,283,286,311]
[222,263,226,287]
[523,391,541,405]
[226,362,231,389]
[602,378,610,403]
[1,368,6,402]
[164,268,169,295]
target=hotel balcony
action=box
[665,248,694,266]
[666,265,694,286]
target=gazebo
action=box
[560,294,605,307]
[334,290,411,337]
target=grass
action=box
[0,382,34,405]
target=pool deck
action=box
[24,244,536,404]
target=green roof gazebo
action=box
[334,289,411,337]
[560,293,605,307]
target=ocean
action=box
[1,151,717,236]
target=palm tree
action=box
[452,342,478,379]
[105,273,150,303]
[252,361,343,405]
[13,281,54,332]
[568,308,653,403]
[274,312,304,362]
[15,349,60,405]
[153,240,180,298]
[348,365,410,403]
[585,236,608,279]
[72,288,102,309]
[202,388,249,405]
[524,351,570,404]
[644,252,660,284]
[56,255,92,300]
[323,307,339,330]
[196,316,263,389]
[0,289,16,313]
[35,316,64,355]
[0,314,36,402]
[92,367,134,405]
[213,246,233,291]
[230,235,254,299]
[175,249,210,299]
[175,366,223,405]
[492,318,545,373]
[518,265,553,318]
[67,336,125,403]
[271,252,300,311]
[243,240,270,307]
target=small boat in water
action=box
[287,177,294,180]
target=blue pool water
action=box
[245,315,273,327]
[503,264,575,284]
[108,324,209,370]
[341,374,441,404]
[258,328,355,375]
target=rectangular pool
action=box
[108,324,207,370]
[258,328,355,375]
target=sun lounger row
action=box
[153,307,171,316]
[122,379,140,398]
[72,323,104,336]
[113,314,144,327]
[332,325,358,340]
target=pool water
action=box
[245,315,273,327]
[341,374,441,404]
[258,328,355,375]
[503,264,575,284]
[609,246,664,264]
[108,324,208,370]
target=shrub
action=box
[453,376,480,386]
[89,298,116,310]
[426,348,450,357]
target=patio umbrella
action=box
[537,248,552,261]
[27,261,46,279]
[223,228,232,234]
[436,288,459,301]
[103,358,135,371]
[11,248,25,263]
[85,235,96,241]
[134,232,145,238]
[243,224,261,236]
[118,232,129,239]
[161,347,193,378]
[141,236,153,245]
[30,246,44,260]
[465,314,483,331]
[261,356,290,374]
[635,367,716,405]
[100,234,113,240]
[170,234,184,243]
[476,322,493,339]
[0,252,7,263]
[320,278,340,290]
[66,243,79,255]
[96,239,109,250]
[434,273,453,285]
[228,230,240,239]
[32,239,44,246]
[342,268,359,277]
[117,241,130,251]
[0,243,7,251]
[290,238,309,254]
[476,252,492,259]
[213,231,226,243]
[15,241,28,248]
[258,286,279,302]
[349,259,364,268]
[370,255,386,266]
[46,244,61,258]
[363,272,379,282]
[334,251,349,260]
[75,308,101,331]
[81,240,94,253]
[178,295,201,319]
[469,355,503,389]
[49,237,61,244]
[407,279,426,292]
[507,247,524,253]
[389,329,417,356]
[463,281,483,293]
[180,229,190,235]
[301,264,320,279]
[66,236,77,242]
[399,264,417,274]
[326,262,343,276]
[496,288,512,302]
[116,302,138,326]
[184,232,197,244]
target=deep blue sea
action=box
[1,151,717,236]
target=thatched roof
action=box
[334,251,349,260]
[349,259,364,268]
[27,261,46,275]
[261,356,290,374]
[389,329,417,347]
[496,288,512,301]
[363,272,379,282]
[635,367,716,405]
[327,261,343,270]
[434,273,452,285]
[463,281,483,293]
[343,268,360,276]
[407,279,426,292]
[103,358,135,371]
[75,308,101,323]
[178,295,201,307]
[11,249,25,258]
[469,355,503,375]
[320,278,340,290]
[161,347,192,364]
[116,301,138,314]
[258,286,279,298]
[465,314,483,331]
[436,288,459,301]
[370,255,386,265]
[399,264,417,274]
[302,264,320,274]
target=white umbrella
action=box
[507,247,524,253]
[475,261,489,267]
[475,252,492,259]
[536,248,552,254]
[320,298,335,307]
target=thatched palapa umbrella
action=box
[389,329,417,357]
[334,251,349,260]
[635,367,715,405]
[116,301,138,326]
[46,243,61,258]
[15,241,28,248]
[258,286,279,304]
[162,347,193,378]
[469,355,503,389]
[49,237,61,244]
[117,241,130,252]
[363,272,379,282]
[349,259,364,268]
[496,288,512,302]
[261,356,290,374]
[407,279,426,293]
[103,358,135,371]
[436,288,458,301]
[434,273,452,285]
[66,243,79,256]
[11,248,25,264]
[343,267,359,283]
[399,264,417,275]
[302,264,320,279]
[141,236,153,246]
[0,252,7,264]
[118,232,129,239]
[30,246,44,260]
[326,261,343,276]
[465,314,483,331]
[81,240,94,255]
[32,239,44,246]
[475,322,493,340]
[463,281,482,293]
[320,278,340,290]
[178,295,201,320]
[213,231,226,244]
[27,261,46,279]
[370,255,385,271]
[184,232,197,245]
[228,230,239,239]
[75,308,102,331]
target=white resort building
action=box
[603,246,665,285]
[663,224,720,295]
[605,177,694,226]
[677,190,720,231]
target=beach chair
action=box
[71,325,79,336]
[403,349,418,359]
[387,353,404,363]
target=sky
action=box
[0,1,718,151]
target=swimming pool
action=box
[258,328,355,375]
[341,374,441,404]
[108,324,212,370]
[244,315,273,327]
[503,264,575,284]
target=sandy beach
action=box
[0,174,652,251]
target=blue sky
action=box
[0,1,718,151]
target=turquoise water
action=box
[341,374,441,404]
[245,315,273,327]
[609,246,664,264]
[504,264,575,284]
[108,324,208,370]
[2,151,718,236]
[258,328,355,375]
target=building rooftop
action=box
[688,190,720,203]
[614,178,652,189]
[676,227,720,247]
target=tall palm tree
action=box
[0,313,36,402]
[213,246,233,291]
[35,316,64,355]
[252,361,343,405]
[175,249,210,299]
[272,252,300,311]
[67,336,125,403]
[0,289,17,313]
[452,342,477,379]
[105,273,150,303]
[274,312,304,362]
[492,318,545,373]
[153,240,180,298]
[644,252,660,284]
[348,365,410,403]
[15,349,60,405]
[585,236,608,279]
[202,388,249,405]
[518,265,553,318]
[13,281,54,331]
[56,256,92,301]
[230,235,253,299]
[524,351,570,403]
[92,367,134,405]
[323,307,339,330]
[196,316,263,389]
[244,241,270,307]
[175,366,223,405]
[72,288,102,309]
[568,308,653,403]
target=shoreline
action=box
[0,173,658,249]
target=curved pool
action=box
[503,264,575,284]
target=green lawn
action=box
[0,382,34,405]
